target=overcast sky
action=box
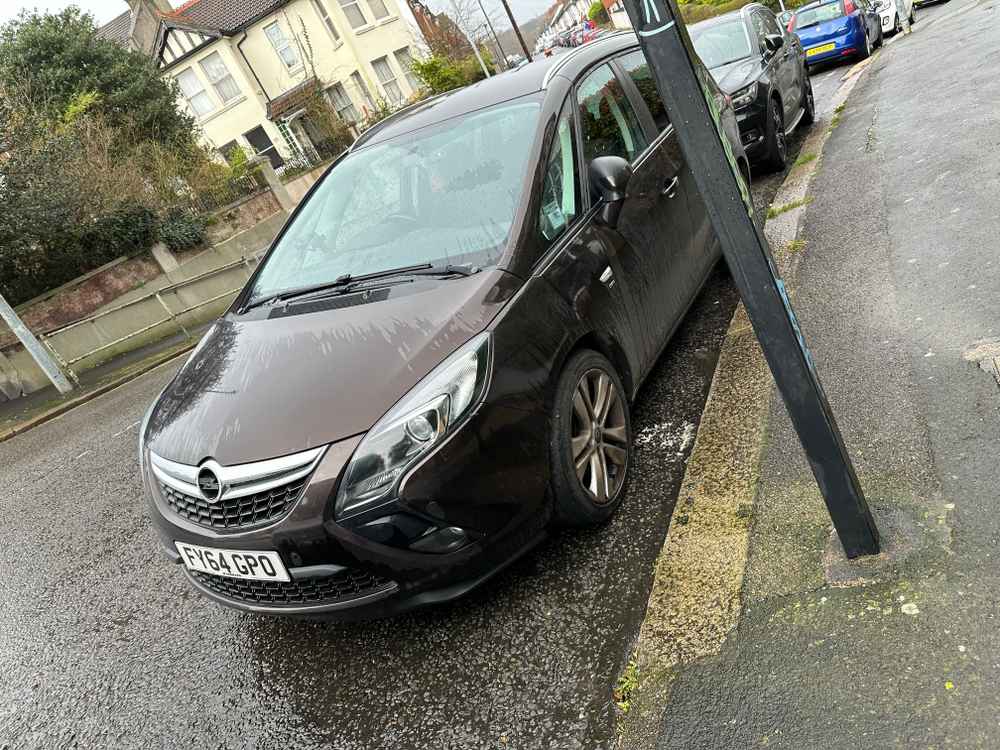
[0,0,553,32]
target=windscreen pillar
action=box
[619,0,879,558]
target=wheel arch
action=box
[559,330,636,403]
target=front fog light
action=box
[335,332,492,518]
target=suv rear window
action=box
[794,0,844,28]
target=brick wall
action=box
[0,255,163,348]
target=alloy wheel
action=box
[571,368,628,505]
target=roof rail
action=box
[540,31,636,89]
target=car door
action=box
[537,99,646,385]
[615,49,715,299]
[751,9,799,123]
[762,9,802,116]
[575,61,693,371]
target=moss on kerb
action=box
[634,326,771,665]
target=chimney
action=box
[125,0,175,57]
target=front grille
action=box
[159,478,306,530]
[190,569,396,607]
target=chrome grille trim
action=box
[149,446,326,502]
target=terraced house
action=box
[100,0,428,169]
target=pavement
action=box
[621,0,1000,746]
[0,21,944,748]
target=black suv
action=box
[691,3,815,171]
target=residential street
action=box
[0,65,854,750]
[0,3,966,747]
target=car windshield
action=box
[691,20,754,68]
[248,97,542,303]
[794,0,844,28]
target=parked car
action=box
[789,0,884,68]
[872,0,915,33]
[139,32,749,620]
[691,3,815,172]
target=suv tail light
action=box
[787,16,796,31]
[843,0,857,12]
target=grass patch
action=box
[828,103,846,131]
[793,152,818,168]
[767,196,814,219]
[786,238,807,253]
[614,658,640,714]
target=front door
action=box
[243,125,284,169]
[576,62,693,373]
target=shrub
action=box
[588,1,610,24]
[158,209,208,252]
[409,50,494,95]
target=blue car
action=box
[790,0,883,67]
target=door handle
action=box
[661,176,679,198]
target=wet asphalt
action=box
[1,70,844,750]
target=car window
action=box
[618,50,670,132]
[748,12,768,49]
[794,0,845,28]
[690,19,755,68]
[759,9,783,36]
[577,64,648,164]
[537,104,580,249]
[249,97,542,301]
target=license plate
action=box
[807,43,836,56]
[176,542,290,582]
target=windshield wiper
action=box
[242,263,480,312]
[242,263,433,312]
[407,263,480,278]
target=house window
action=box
[393,47,420,91]
[310,0,341,42]
[218,139,240,163]
[351,71,376,110]
[371,56,403,105]
[327,83,360,123]
[175,68,215,118]
[264,22,301,70]
[199,51,241,104]
[368,0,391,20]
[338,0,369,28]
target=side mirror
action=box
[589,156,633,228]
[764,34,785,53]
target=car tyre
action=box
[763,96,787,172]
[858,27,872,59]
[550,349,632,527]
[801,75,816,126]
[894,10,903,32]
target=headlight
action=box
[731,82,758,110]
[335,332,493,518]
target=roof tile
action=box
[171,0,293,33]
[96,10,133,45]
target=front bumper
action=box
[735,100,767,161]
[144,386,553,620]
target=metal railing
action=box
[36,253,262,382]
